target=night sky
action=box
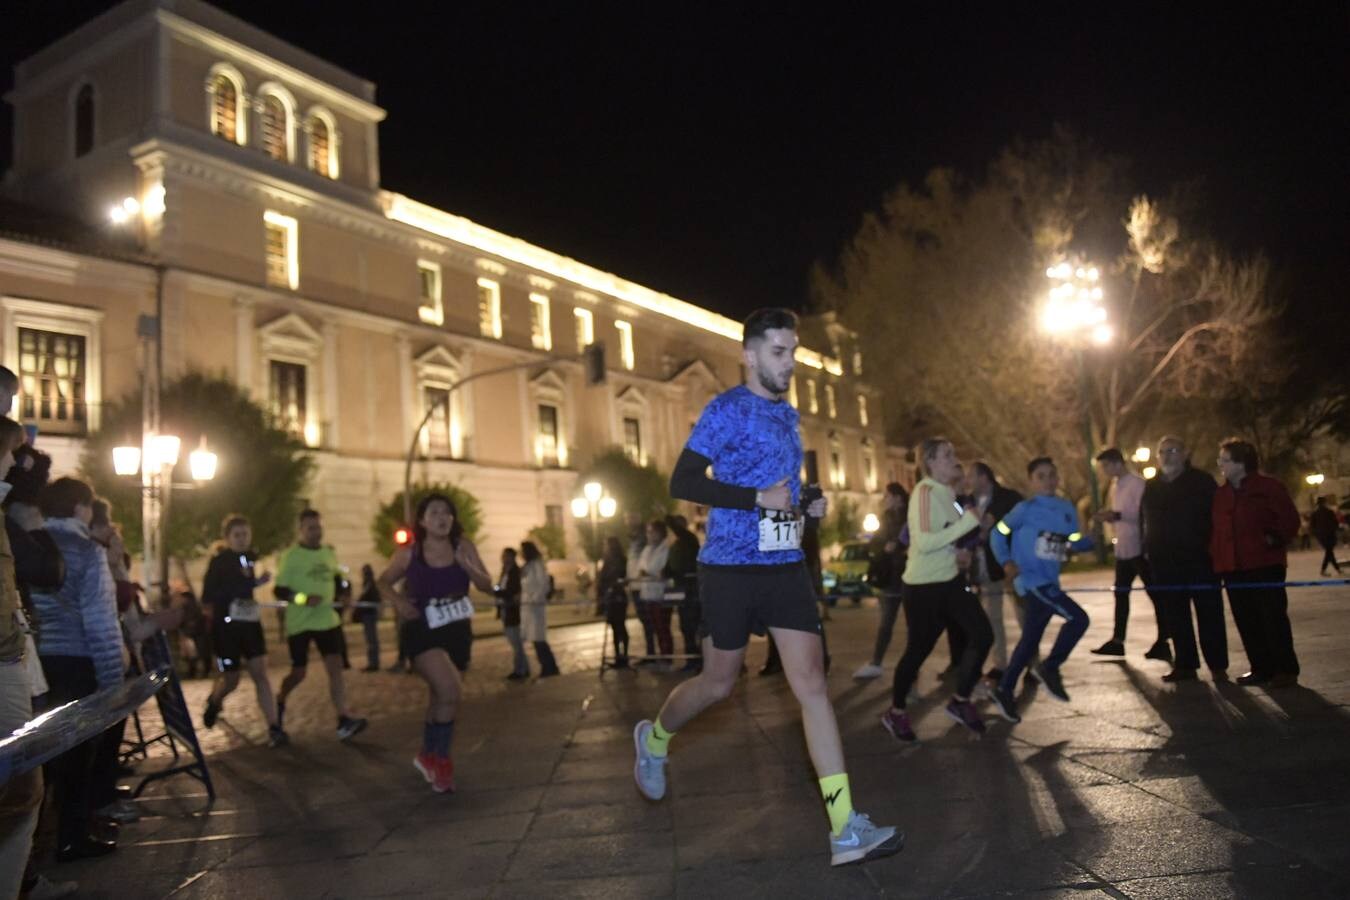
[2,2,1346,330]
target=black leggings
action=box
[892,578,992,706]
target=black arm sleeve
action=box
[669,447,757,511]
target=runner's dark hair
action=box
[414,491,462,562]
[741,308,798,346]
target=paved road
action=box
[48,550,1350,898]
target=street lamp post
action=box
[1041,259,1110,560]
[571,481,616,577]
[112,433,217,606]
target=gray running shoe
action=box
[337,716,368,741]
[829,811,904,866]
[632,719,667,800]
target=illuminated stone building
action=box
[0,0,893,569]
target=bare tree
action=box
[816,133,1283,505]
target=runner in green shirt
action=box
[274,509,368,741]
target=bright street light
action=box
[1040,258,1110,344]
[598,496,617,519]
[189,439,218,481]
[1306,473,1325,486]
[862,513,880,534]
[570,497,590,519]
[147,433,181,469]
[583,481,603,503]
[112,445,142,476]
[1143,466,1158,479]
[1133,446,1151,463]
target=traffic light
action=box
[583,341,606,386]
[394,526,411,546]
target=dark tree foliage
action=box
[81,372,314,559]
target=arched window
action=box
[261,95,287,160]
[308,117,329,171]
[305,108,339,179]
[207,64,247,145]
[73,83,95,157]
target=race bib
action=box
[228,599,261,622]
[1035,531,1069,562]
[425,596,474,630]
[758,508,803,552]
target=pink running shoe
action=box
[881,708,916,742]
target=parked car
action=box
[822,541,872,604]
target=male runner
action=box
[631,307,902,867]
[274,509,368,741]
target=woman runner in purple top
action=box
[377,493,492,793]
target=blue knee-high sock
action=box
[432,719,455,757]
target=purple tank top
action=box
[405,544,471,610]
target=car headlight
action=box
[822,572,838,588]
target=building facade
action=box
[1,0,893,573]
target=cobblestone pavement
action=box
[46,550,1350,898]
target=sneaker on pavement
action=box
[202,697,222,729]
[852,662,884,680]
[1039,666,1070,702]
[829,810,904,866]
[432,756,456,793]
[1162,667,1198,683]
[1144,641,1173,663]
[337,716,368,741]
[991,687,1021,723]
[880,708,916,742]
[944,698,986,736]
[413,751,437,784]
[267,725,289,748]
[972,676,995,701]
[1091,640,1125,656]
[24,873,78,900]
[632,720,667,800]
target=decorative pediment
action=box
[530,368,567,399]
[414,345,463,382]
[258,311,323,359]
[615,385,649,410]
[667,358,725,392]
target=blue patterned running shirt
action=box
[686,385,803,566]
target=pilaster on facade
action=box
[320,318,340,449]
[233,294,257,396]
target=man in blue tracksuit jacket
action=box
[988,456,1092,722]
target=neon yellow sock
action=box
[645,719,674,757]
[819,773,854,836]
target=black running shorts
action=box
[215,621,266,672]
[401,618,473,672]
[697,562,822,651]
[287,626,345,668]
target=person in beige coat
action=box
[520,542,560,677]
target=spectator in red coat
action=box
[1211,438,1302,688]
